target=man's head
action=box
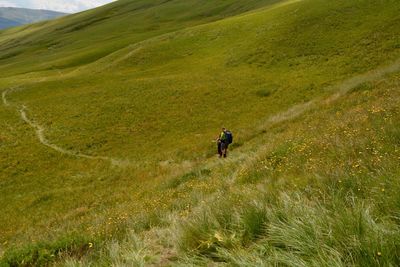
[222,127,226,132]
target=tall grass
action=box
[1,0,400,265]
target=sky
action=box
[0,0,117,13]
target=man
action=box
[217,127,228,158]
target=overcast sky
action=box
[0,0,116,13]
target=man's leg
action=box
[222,143,227,158]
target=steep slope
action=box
[0,7,66,29]
[0,0,400,265]
[0,0,281,76]
[6,0,398,163]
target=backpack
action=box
[225,131,233,144]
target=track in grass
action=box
[1,87,11,106]
[230,57,400,181]
[2,58,400,170]
[2,88,132,167]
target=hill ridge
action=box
[77,0,301,74]
[0,7,66,30]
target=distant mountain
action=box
[0,17,19,29]
[0,7,67,29]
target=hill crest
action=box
[0,7,67,30]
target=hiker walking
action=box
[216,127,233,158]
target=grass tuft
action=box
[0,235,93,267]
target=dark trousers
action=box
[218,142,228,157]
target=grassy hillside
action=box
[0,0,281,76]
[0,7,66,30]
[0,0,400,265]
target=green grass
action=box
[0,7,66,26]
[0,0,282,77]
[1,234,93,267]
[172,73,400,266]
[1,0,400,265]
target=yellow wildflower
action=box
[214,232,224,242]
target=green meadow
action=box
[0,0,400,265]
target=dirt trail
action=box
[2,87,13,107]
[2,89,131,167]
[261,57,400,128]
[228,57,400,182]
[2,58,400,170]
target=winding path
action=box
[2,88,131,167]
[261,57,400,128]
[2,58,400,169]
[233,58,400,181]
[2,88,12,107]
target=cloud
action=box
[0,0,18,7]
[0,0,116,13]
